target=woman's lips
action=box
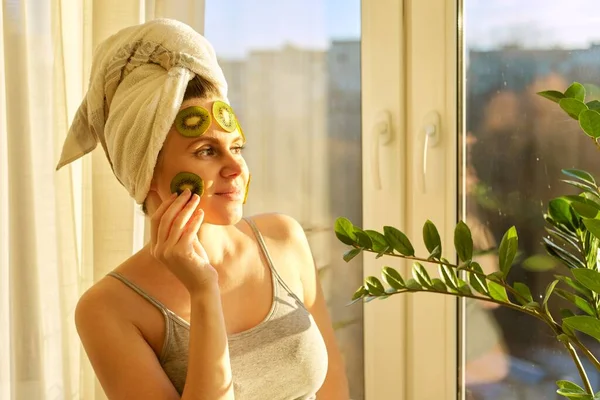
[215,190,243,201]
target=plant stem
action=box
[571,335,600,372]
[388,288,547,323]
[564,341,593,394]
[366,249,532,305]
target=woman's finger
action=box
[149,191,178,247]
[164,193,201,248]
[156,189,193,246]
[180,207,204,245]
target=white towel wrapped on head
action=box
[56,18,228,204]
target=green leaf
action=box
[423,220,442,257]
[522,254,559,272]
[543,237,586,269]
[412,262,433,289]
[381,266,405,290]
[555,288,595,316]
[354,228,373,249]
[488,281,509,302]
[431,278,447,292]
[555,389,593,399]
[571,201,600,219]
[556,380,587,397]
[458,281,473,295]
[583,218,600,241]
[427,245,442,260]
[487,271,504,282]
[351,286,368,301]
[523,301,541,311]
[562,179,600,194]
[405,278,422,290]
[335,217,357,246]
[343,248,362,262]
[587,100,600,111]
[559,98,589,120]
[498,226,518,276]
[572,268,600,294]
[563,315,600,341]
[454,221,473,262]
[468,262,489,295]
[365,276,386,296]
[562,169,597,186]
[543,280,559,312]
[439,264,459,292]
[560,308,576,319]
[383,226,415,256]
[513,282,533,305]
[564,82,586,101]
[365,230,389,253]
[582,191,600,204]
[556,275,593,300]
[549,197,578,230]
[537,90,565,103]
[546,227,581,251]
[579,109,600,139]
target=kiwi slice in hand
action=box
[170,172,204,197]
[243,174,251,204]
[175,106,211,137]
[212,100,238,132]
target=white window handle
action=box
[419,111,441,193]
[371,111,393,190]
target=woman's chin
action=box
[203,206,244,226]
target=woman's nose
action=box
[221,154,243,178]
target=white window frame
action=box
[361,0,459,398]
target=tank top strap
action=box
[107,271,171,315]
[244,217,305,306]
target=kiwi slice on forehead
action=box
[170,172,204,197]
[174,106,211,137]
[212,100,238,133]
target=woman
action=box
[57,19,350,400]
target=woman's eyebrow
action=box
[187,135,243,149]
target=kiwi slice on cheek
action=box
[243,174,251,204]
[174,106,211,137]
[170,172,205,197]
[212,100,238,133]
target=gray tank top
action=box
[107,218,329,399]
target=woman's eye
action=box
[232,145,246,154]
[195,147,215,157]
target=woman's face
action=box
[149,98,248,225]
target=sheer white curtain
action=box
[0,1,205,399]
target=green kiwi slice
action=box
[170,172,204,197]
[174,106,211,137]
[238,123,247,143]
[243,174,251,204]
[212,100,238,133]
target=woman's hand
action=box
[147,189,218,294]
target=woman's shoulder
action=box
[244,213,315,292]
[75,251,152,324]
[245,212,306,242]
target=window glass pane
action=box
[462,2,600,399]
[205,2,363,398]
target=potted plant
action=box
[335,82,600,399]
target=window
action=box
[204,1,364,398]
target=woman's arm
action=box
[75,279,234,400]
[181,280,234,400]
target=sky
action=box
[204,0,600,58]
